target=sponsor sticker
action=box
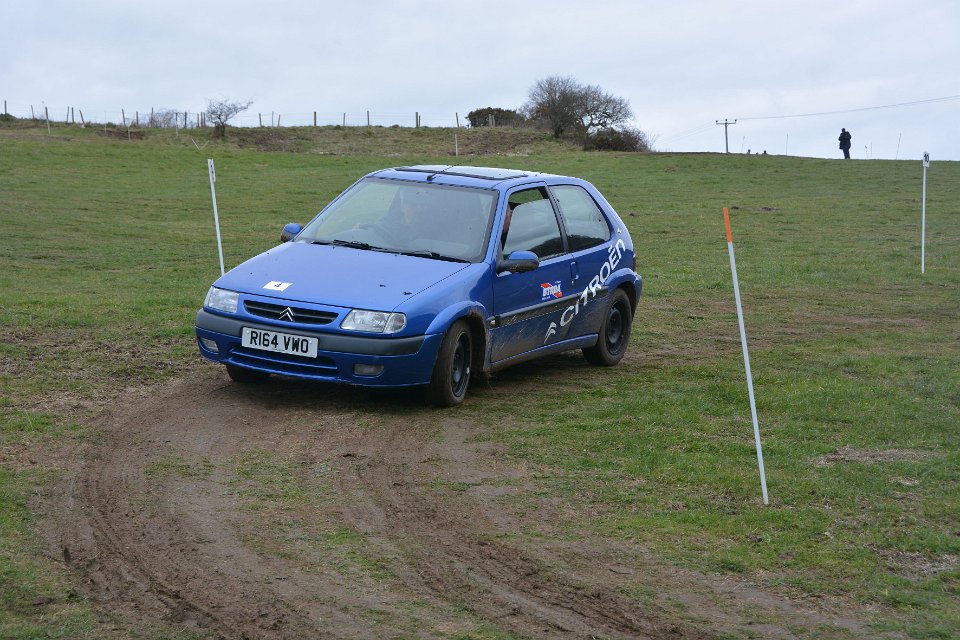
[540,281,562,301]
[263,281,293,292]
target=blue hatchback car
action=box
[196,165,642,406]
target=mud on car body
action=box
[196,165,642,406]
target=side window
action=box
[552,185,611,252]
[502,187,564,259]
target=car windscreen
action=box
[297,178,498,263]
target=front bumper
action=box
[195,309,441,387]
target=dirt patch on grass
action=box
[873,549,958,580]
[28,371,894,638]
[814,446,937,466]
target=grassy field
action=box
[1,122,958,638]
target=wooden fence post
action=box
[367,110,370,126]
[313,111,317,127]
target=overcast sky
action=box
[3,0,958,160]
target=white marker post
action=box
[208,159,225,276]
[921,152,930,274]
[723,207,769,505]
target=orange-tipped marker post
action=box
[724,207,769,505]
[723,206,734,243]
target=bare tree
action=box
[523,76,633,139]
[523,75,582,138]
[205,97,253,138]
[577,84,633,131]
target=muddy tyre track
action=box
[43,371,855,638]
[60,380,329,638]
[333,418,681,638]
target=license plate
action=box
[241,328,319,358]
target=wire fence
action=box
[1,101,468,129]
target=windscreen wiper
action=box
[313,239,390,252]
[396,249,470,263]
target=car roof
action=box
[370,165,567,189]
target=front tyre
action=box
[226,363,270,383]
[427,320,472,407]
[582,288,632,366]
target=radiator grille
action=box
[244,300,338,325]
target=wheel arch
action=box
[619,281,638,316]
[609,270,641,316]
[425,303,491,374]
[460,310,490,376]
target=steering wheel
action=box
[357,223,394,243]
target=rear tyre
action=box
[582,288,632,366]
[226,364,270,383]
[427,320,472,407]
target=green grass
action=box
[144,454,214,479]
[1,122,958,637]
[0,400,98,638]
[460,153,960,638]
[0,466,97,639]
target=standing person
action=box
[838,128,852,159]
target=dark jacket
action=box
[839,130,852,149]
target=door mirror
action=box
[280,222,302,242]
[498,251,539,274]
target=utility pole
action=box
[716,119,737,153]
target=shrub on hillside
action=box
[466,107,525,128]
[582,126,653,152]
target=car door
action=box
[490,186,576,363]
[544,183,617,337]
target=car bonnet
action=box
[214,241,469,311]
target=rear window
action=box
[552,185,610,252]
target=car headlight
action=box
[204,287,239,313]
[341,309,406,334]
